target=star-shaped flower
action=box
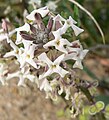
[46,1,57,11]
[7,65,37,87]
[4,40,39,69]
[26,6,49,21]
[53,15,84,36]
[4,41,23,62]
[15,23,30,44]
[19,40,39,69]
[64,40,89,69]
[38,52,68,78]
[39,78,52,92]
[61,16,84,36]
[29,0,41,7]
[72,49,89,69]
[0,29,16,43]
[50,78,71,100]
[43,29,71,53]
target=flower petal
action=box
[65,88,70,100]
[40,78,52,92]
[15,23,30,32]
[43,40,55,49]
[0,33,7,41]
[37,7,49,17]
[71,24,84,36]
[7,71,20,79]
[79,49,89,60]
[54,54,65,65]
[53,14,66,22]
[58,86,63,95]
[64,52,77,61]
[38,52,53,67]
[55,45,67,53]
[28,44,37,58]
[73,59,83,69]
[54,66,68,78]
[60,38,71,46]
[16,32,22,44]
[15,23,30,44]
[60,22,69,34]
[52,30,62,39]
[68,16,77,24]
[19,56,26,68]
[4,51,15,57]
[26,58,39,69]
[43,68,53,78]
[22,40,33,51]
[10,41,19,50]
[26,10,37,21]
[26,74,35,82]
[18,76,26,87]
[26,6,49,20]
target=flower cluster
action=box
[0,6,91,117]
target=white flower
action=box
[26,6,49,21]
[64,40,89,69]
[52,14,66,32]
[15,23,30,44]
[39,78,52,92]
[20,40,39,69]
[4,41,23,62]
[53,14,77,24]
[58,86,64,95]
[4,40,39,69]
[46,1,57,11]
[61,16,84,36]
[0,63,9,85]
[0,29,16,42]
[7,65,37,87]
[29,0,41,7]
[72,49,89,69]
[50,78,70,100]
[65,87,71,100]
[0,28,4,33]
[38,52,68,78]
[43,29,71,53]
[53,15,84,36]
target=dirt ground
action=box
[0,80,71,120]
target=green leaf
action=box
[73,5,80,26]
[95,95,109,105]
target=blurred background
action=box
[0,0,109,120]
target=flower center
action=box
[26,54,30,58]
[51,64,56,69]
[56,40,60,46]
[15,50,19,54]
